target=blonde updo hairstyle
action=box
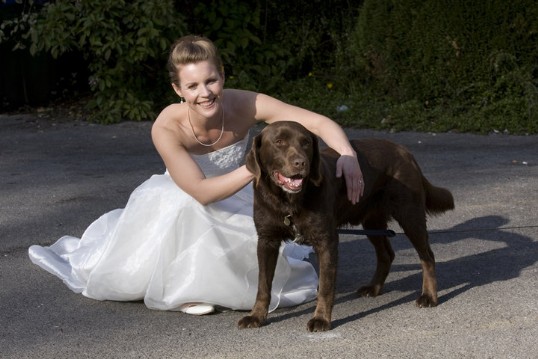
[167,35,224,87]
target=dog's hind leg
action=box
[396,213,438,307]
[238,243,280,329]
[357,216,395,298]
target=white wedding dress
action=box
[28,136,318,312]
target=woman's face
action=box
[173,60,224,119]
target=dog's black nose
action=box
[293,158,305,168]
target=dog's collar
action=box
[284,214,305,244]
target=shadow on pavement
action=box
[271,215,537,329]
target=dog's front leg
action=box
[308,240,338,332]
[238,240,280,329]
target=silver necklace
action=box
[187,104,224,147]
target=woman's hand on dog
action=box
[336,154,364,204]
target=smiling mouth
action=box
[197,98,216,108]
[273,171,304,193]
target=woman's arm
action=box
[151,114,253,205]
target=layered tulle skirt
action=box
[29,172,318,312]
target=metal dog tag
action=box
[284,215,291,226]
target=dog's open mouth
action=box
[273,171,304,193]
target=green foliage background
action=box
[350,0,538,133]
[1,0,536,133]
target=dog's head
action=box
[246,121,322,193]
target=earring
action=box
[178,97,185,103]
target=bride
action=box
[29,35,364,315]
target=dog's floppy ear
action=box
[245,133,263,187]
[308,134,323,186]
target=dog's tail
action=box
[423,177,455,215]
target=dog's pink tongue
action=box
[288,177,303,189]
[278,173,303,190]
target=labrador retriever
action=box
[238,121,454,331]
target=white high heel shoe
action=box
[179,303,215,315]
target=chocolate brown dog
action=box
[238,121,454,332]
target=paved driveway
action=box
[1,114,537,358]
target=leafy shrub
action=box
[259,1,359,81]
[183,0,359,93]
[0,1,39,51]
[350,0,538,133]
[185,0,288,91]
[3,0,536,133]
[28,0,185,123]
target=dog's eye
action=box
[275,139,285,146]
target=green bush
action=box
[186,0,289,92]
[182,0,359,92]
[0,1,37,52]
[350,0,538,133]
[3,0,356,124]
[3,0,537,133]
[28,0,186,123]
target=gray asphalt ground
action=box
[1,113,537,359]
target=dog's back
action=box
[321,138,454,227]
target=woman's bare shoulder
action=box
[151,103,188,146]
[154,103,183,126]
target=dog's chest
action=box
[253,183,334,245]
[283,214,305,244]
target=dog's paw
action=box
[357,285,381,297]
[415,294,438,308]
[307,317,331,332]
[238,315,265,329]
